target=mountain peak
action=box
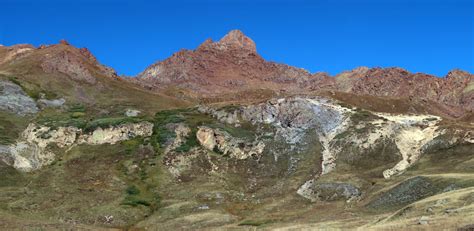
[216,29,256,52]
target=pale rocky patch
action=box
[0,80,39,115]
[196,126,265,160]
[77,122,153,145]
[0,122,154,172]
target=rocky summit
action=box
[0,31,473,230]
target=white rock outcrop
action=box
[77,122,153,145]
[374,114,442,178]
[196,126,265,160]
[210,97,447,179]
[0,122,154,172]
[241,97,353,173]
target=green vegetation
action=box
[122,197,152,207]
[36,112,88,130]
[37,105,147,133]
[121,176,161,208]
[126,185,141,195]
[150,107,257,154]
[84,116,144,132]
[0,111,30,144]
[70,112,85,118]
[350,108,380,122]
[334,131,351,140]
[122,138,143,155]
[68,104,86,113]
[174,127,199,153]
[210,123,255,140]
[8,76,58,100]
[0,163,25,187]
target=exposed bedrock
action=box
[0,122,153,172]
[0,80,38,116]
[196,96,472,201]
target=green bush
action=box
[174,127,199,153]
[84,117,143,132]
[121,196,151,207]
[126,185,141,195]
[68,104,86,113]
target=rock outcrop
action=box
[297,180,361,202]
[235,97,452,179]
[196,126,265,160]
[164,123,191,153]
[333,67,474,113]
[0,44,35,65]
[0,80,38,115]
[240,97,353,173]
[211,29,257,53]
[374,114,442,178]
[37,97,66,108]
[77,122,153,145]
[41,49,98,84]
[125,109,141,117]
[197,105,241,125]
[193,96,474,203]
[0,122,153,172]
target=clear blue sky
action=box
[1,0,473,77]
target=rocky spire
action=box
[216,30,257,53]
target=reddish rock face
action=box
[334,67,473,113]
[215,29,257,53]
[137,30,332,95]
[0,41,118,84]
[59,39,70,45]
[136,30,473,114]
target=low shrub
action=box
[125,185,141,195]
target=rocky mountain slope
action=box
[137,30,473,117]
[0,32,473,230]
[136,30,327,95]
